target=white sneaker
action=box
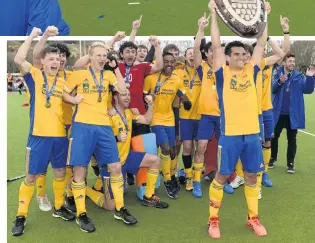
[229,176,245,189]
[36,194,52,211]
[258,187,262,200]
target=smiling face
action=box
[116,89,131,108]
[284,56,295,72]
[122,47,137,66]
[136,47,148,63]
[226,46,247,70]
[41,52,60,76]
[185,48,194,67]
[163,54,176,76]
[89,46,108,72]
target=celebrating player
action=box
[144,52,191,198]
[66,42,128,233]
[207,0,269,238]
[11,27,83,237]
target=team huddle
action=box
[10,0,315,239]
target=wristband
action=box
[267,36,270,41]
[283,31,290,35]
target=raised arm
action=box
[265,38,285,66]
[208,0,225,71]
[107,31,126,50]
[149,36,163,74]
[144,46,155,63]
[33,26,59,69]
[194,15,209,68]
[302,66,315,94]
[137,95,154,124]
[129,16,142,43]
[73,55,89,70]
[14,28,42,75]
[280,16,291,55]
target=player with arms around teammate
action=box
[207,0,269,238]
[144,53,191,199]
[11,27,83,237]
[88,90,169,214]
[66,42,128,233]
[32,26,75,212]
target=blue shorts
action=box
[173,107,180,137]
[180,119,199,141]
[151,125,176,147]
[101,151,145,199]
[262,109,274,140]
[217,134,264,175]
[196,115,220,140]
[68,122,120,167]
[26,135,68,175]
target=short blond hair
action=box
[88,42,108,56]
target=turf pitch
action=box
[7,92,315,242]
[60,0,315,36]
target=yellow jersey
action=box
[58,70,73,125]
[172,62,186,108]
[24,66,66,137]
[110,109,138,164]
[143,72,185,126]
[65,69,117,126]
[261,64,274,111]
[198,61,220,116]
[176,66,202,120]
[215,63,260,136]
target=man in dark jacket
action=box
[269,53,315,173]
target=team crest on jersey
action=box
[230,78,251,91]
[207,69,213,79]
[83,79,89,93]
[183,79,189,87]
[230,79,237,89]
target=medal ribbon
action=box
[114,106,129,132]
[185,66,197,92]
[89,66,104,101]
[154,72,171,94]
[125,64,132,85]
[42,71,58,103]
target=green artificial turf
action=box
[7,92,315,242]
[59,0,315,36]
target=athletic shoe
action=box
[229,176,245,189]
[170,177,180,199]
[287,163,295,174]
[114,207,138,225]
[136,184,146,200]
[223,183,234,194]
[36,194,52,212]
[76,213,95,233]
[65,196,77,213]
[164,180,175,199]
[11,216,26,236]
[204,171,216,182]
[127,174,135,186]
[142,195,169,209]
[185,178,193,191]
[52,206,75,221]
[258,187,262,200]
[192,181,203,198]
[262,172,273,187]
[246,216,267,237]
[208,217,220,239]
[268,159,276,169]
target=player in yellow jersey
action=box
[144,53,191,199]
[207,0,270,238]
[88,89,169,211]
[66,42,130,233]
[11,27,84,237]
[230,18,291,199]
[175,47,202,192]
[32,26,76,212]
[192,16,221,198]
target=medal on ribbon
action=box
[125,65,131,88]
[154,72,171,94]
[185,67,197,93]
[42,71,58,109]
[89,66,104,102]
[114,107,129,132]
